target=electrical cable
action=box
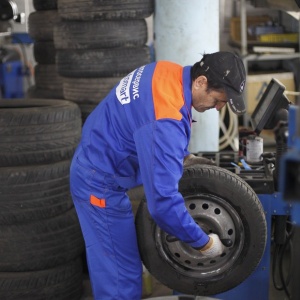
[219,104,234,146]
[219,103,239,151]
[272,222,294,300]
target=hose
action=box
[272,221,294,300]
[219,104,239,151]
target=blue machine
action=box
[214,80,299,300]
[174,78,297,300]
[280,104,300,300]
[214,79,298,300]
[0,47,24,98]
[213,193,290,300]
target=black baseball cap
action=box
[200,51,246,115]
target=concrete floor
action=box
[80,268,288,300]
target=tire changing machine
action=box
[214,79,297,300]
[213,79,293,300]
[176,78,298,300]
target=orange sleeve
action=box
[152,62,185,121]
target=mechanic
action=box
[70,51,246,300]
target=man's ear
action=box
[194,75,207,89]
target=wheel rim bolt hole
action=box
[214,208,221,215]
[202,203,209,210]
[189,203,196,210]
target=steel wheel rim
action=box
[155,193,245,279]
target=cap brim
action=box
[225,86,246,115]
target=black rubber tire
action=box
[63,77,121,104]
[0,257,83,300]
[34,41,56,64]
[0,208,84,272]
[33,0,58,11]
[79,103,97,125]
[135,165,267,296]
[56,47,151,77]
[0,99,81,167]
[35,64,63,91]
[54,19,147,49]
[26,85,64,99]
[0,161,73,225]
[28,11,60,41]
[57,0,154,21]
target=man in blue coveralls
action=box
[70,51,246,300]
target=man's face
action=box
[192,75,227,113]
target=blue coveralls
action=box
[70,61,209,300]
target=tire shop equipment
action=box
[27,0,64,99]
[279,92,300,300]
[135,78,296,299]
[0,47,24,99]
[55,0,154,123]
[0,99,85,300]
[0,0,27,99]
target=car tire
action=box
[135,165,267,296]
[57,0,154,21]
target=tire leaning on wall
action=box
[0,257,83,300]
[56,47,151,78]
[28,10,61,41]
[62,77,122,123]
[33,41,56,65]
[57,0,154,21]
[0,160,73,225]
[54,19,148,49]
[0,99,81,167]
[26,85,65,99]
[34,64,64,91]
[33,0,58,11]
[0,207,84,272]
[62,77,122,103]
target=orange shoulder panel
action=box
[152,61,184,121]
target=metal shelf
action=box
[244,53,300,61]
[237,0,300,126]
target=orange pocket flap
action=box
[90,195,106,208]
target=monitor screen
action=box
[251,78,290,135]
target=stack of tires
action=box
[27,0,63,99]
[54,0,154,123]
[0,99,85,300]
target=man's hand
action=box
[199,233,225,258]
[183,154,216,168]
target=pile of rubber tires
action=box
[54,0,154,123]
[0,99,84,300]
[27,0,63,99]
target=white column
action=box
[154,0,220,152]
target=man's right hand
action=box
[199,233,225,258]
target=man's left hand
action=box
[183,154,216,167]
